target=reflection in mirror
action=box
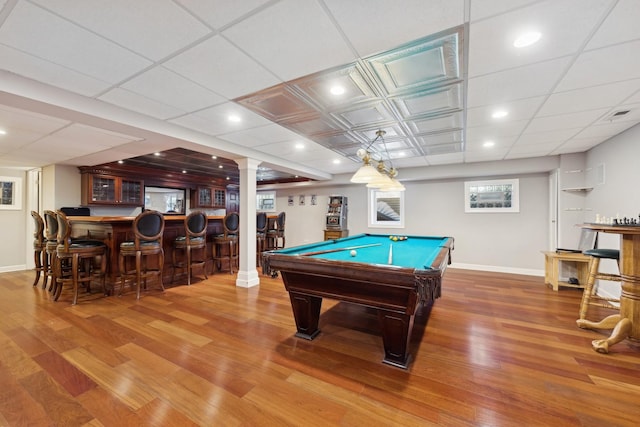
[144,186,186,214]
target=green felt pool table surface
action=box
[276,233,450,270]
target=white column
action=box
[234,158,261,288]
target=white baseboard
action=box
[0,264,27,273]
[449,263,544,277]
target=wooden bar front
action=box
[69,215,225,292]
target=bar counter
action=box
[69,215,225,292]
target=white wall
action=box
[584,123,640,298]
[0,168,27,272]
[276,172,548,274]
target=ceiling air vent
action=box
[603,109,631,121]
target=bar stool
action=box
[266,211,286,250]
[171,211,208,285]
[119,210,165,299]
[212,212,239,274]
[43,210,60,291]
[576,248,621,327]
[256,212,267,267]
[30,211,46,288]
[53,211,107,305]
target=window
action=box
[465,179,519,213]
[257,191,276,212]
[368,189,404,228]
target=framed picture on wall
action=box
[465,179,519,213]
[0,176,22,210]
[368,189,404,228]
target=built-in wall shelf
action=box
[562,187,593,192]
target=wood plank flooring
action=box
[1,268,639,426]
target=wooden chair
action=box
[30,211,46,287]
[266,211,286,250]
[576,248,621,327]
[53,211,107,305]
[119,210,165,299]
[212,212,239,274]
[171,211,208,285]
[256,212,268,267]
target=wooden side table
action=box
[542,251,590,291]
[324,229,349,240]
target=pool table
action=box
[262,233,454,369]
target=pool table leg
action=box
[378,310,415,369]
[289,292,322,340]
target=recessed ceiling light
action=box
[492,110,508,119]
[333,159,341,164]
[483,141,495,148]
[0,129,6,135]
[513,31,541,48]
[211,155,217,159]
[182,170,187,173]
[117,160,124,164]
[226,177,230,180]
[218,165,223,169]
[295,142,304,149]
[330,85,345,96]
[154,152,161,156]
[228,114,241,122]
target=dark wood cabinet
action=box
[191,186,226,209]
[81,173,143,206]
[226,188,239,212]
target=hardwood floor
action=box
[1,267,639,426]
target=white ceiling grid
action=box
[0,0,638,180]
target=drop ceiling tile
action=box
[465,120,529,141]
[0,45,110,97]
[538,80,640,117]
[164,35,279,99]
[508,140,562,156]
[218,124,304,148]
[30,0,211,61]
[365,29,463,96]
[393,84,464,120]
[572,120,637,139]
[170,103,271,136]
[516,128,580,145]
[176,0,272,30]
[119,66,226,112]
[222,0,355,81]
[467,57,571,107]
[586,0,640,49]
[466,96,545,128]
[465,136,516,151]
[465,150,509,163]
[556,39,640,92]
[469,0,544,22]
[325,0,464,57]
[425,152,464,165]
[392,155,429,168]
[423,143,463,156]
[469,0,610,77]
[527,108,609,133]
[558,137,604,152]
[98,88,187,120]
[0,2,151,83]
